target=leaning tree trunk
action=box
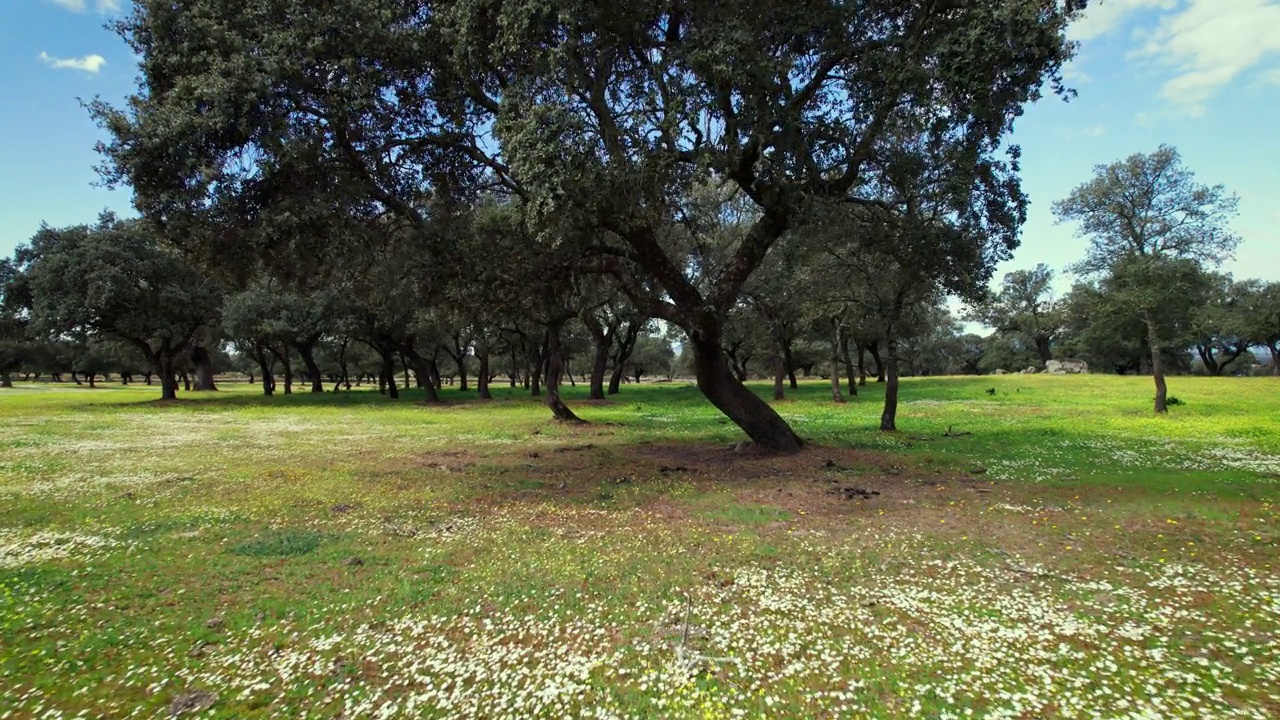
[608,322,642,395]
[156,354,178,401]
[190,345,218,391]
[880,337,900,432]
[1146,318,1168,413]
[690,333,803,453]
[404,350,440,403]
[380,350,399,400]
[544,324,583,423]
[297,344,324,393]
[868,342,885,383]
[1270,344,1280,376]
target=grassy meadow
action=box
[1,374,1278,718]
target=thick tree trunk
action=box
[880,338,900,432]
[191,345,218,391]
[157,355,178,401]
[857,345,868,386]
[144,372,153,385]
[404,350,440,403]
[70,371,82,386]
[586,324,612,400]
[381,350,399,400]
[868,341,885,383]
[1269,344,1280,376]
[88,373,96,389]
[544,324,583,422]
[296,344,324,393]
[1034,336,1052,365]
[0,372,12,388]
[477,351,492,399]
[607,363,625,395]
[1147,319,1167,414]
[690,333,802,453]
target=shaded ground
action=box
[1,376,1278,718]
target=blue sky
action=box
[2,0,1278,299]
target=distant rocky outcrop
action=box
[992,369,1008,375]
[1021,366,1038,374]
[1046,359,1089,375]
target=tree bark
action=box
[1269,343,1280,376]
[857,344,868,386]
[296,343,324,393]
[608,320,643,395]
[784,341,798,390]
[191,345,218,391]
[381,350,399,400]
[544,323,583,422]
[0,372,12,388]
[1195,344,1221,376]
[1034,335,1052,365]
[477,351,492,399]
[772,351,785,401]
[589,337,609,400]
[1146,318,1167,413]
[880,337,900,431]
[157,354,178,401]
[88,373,97,389]
[830,321,846,403]
[868,341,886,383]
[403,349,440,403]
[690,333,802,453]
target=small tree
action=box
[1054,146,1240,412]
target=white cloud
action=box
[45,0,121,13]
[1068,0,1177,42]
[1139,0,1280,114]
[1078,124,1106,138]
[39,51,107,74]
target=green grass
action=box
[1,375,1278,718]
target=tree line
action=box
[1,1,1273,450]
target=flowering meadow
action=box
[1,375,1278,718]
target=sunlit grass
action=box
[1,374,1278,718]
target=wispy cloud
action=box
[45,0,121,13]
[1139,0,1280,115]
[1077,125,1107,138]
[39,51,107,74]
[1068,0,1177,42]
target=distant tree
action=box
[1191,275,1254,376]
[1054,146,1239,412]
[968,264,1063,365]
[1238,281,1280,375]
[0,258,28,388]
[626,333,675,385]
[17,215,221,400]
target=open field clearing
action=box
[2,375,1279,719]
